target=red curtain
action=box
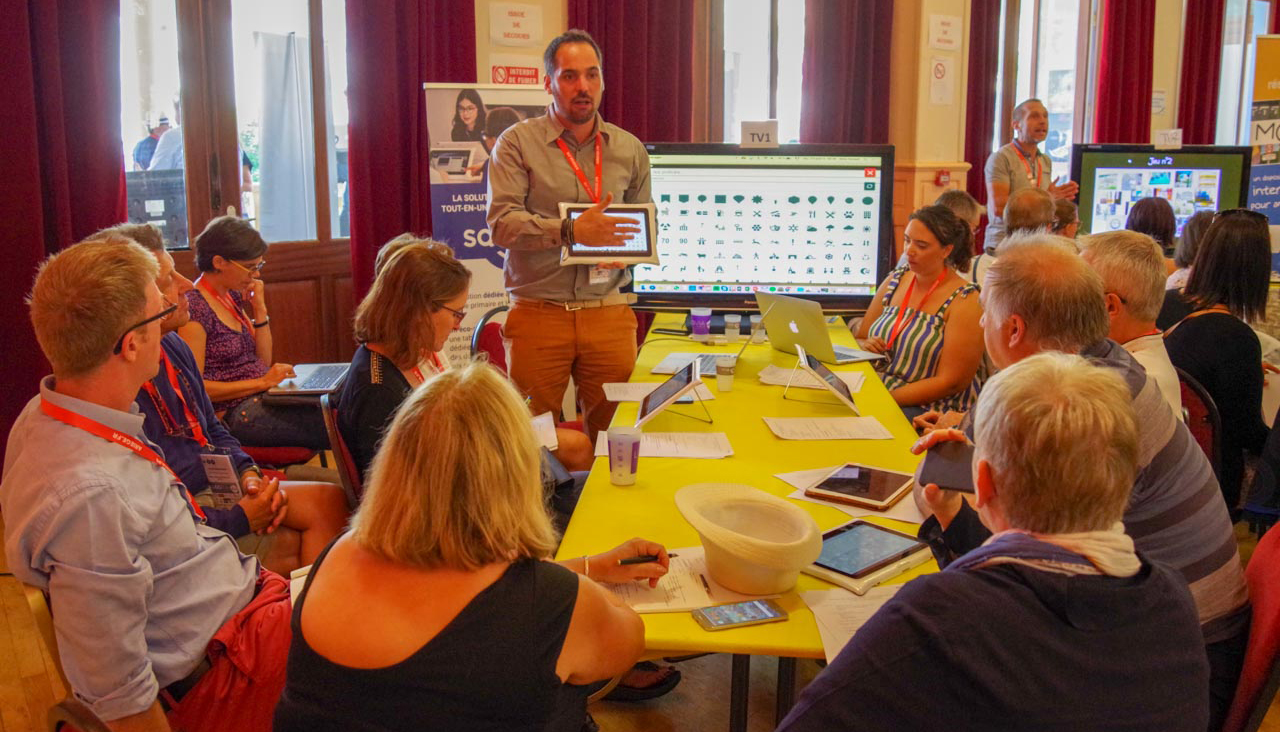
[1093,0,1156,143]
[567,0,696,143]
[799,0,894,144]
[345,0,476,298]
[0,1,127,460]
[966,0,1002,252]
[1179,0,1225,145]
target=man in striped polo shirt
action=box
[915,234,1248,730]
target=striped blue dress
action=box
[866,266,986,413]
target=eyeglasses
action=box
[439,303,466,323]
[227,258,266,274]
[1214,208,1268,225]
[113,302,178,354]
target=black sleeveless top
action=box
[273,536,585,731]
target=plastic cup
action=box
[607,426,642,486]
[750,314,766,344]
[716,356,736,392]
[690,307,713,341]
[723,313,742,342]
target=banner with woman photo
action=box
[423,83,550,364]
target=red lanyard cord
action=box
[196,276,255,334]
[555,134,603,203]
[142,351,209,446]
[1011,144,1042,187]
[40,397,206,520]
[886,272,946,352]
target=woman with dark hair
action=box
[856,205,987,416]
[178,216,328,449]
[1167,210,1214,289]
[1126,197,1178,255]
[450,88,487,143]
[1164,209,1273,513]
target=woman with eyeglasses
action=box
[450,88,487,143]
[178,215,328,449]
[336,237,594,481]
[1163,208,1273,514]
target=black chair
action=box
[1175,366,1222,485]
[319,393,362,509]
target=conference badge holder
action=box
[200,451,243,509]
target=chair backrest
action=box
[1176,366,1222,484]
[1223,525,1280,732]
[470,305,509,373]
[319,393,362,509]
[48,698,111,732]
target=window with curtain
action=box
[1217,0,1273,145]
[118,0,348,249]
[722,0,805,143]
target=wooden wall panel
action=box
[333,276,356,362]
[264,279,323,364]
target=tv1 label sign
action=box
[741,120,779,149]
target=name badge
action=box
[199,451,242,509]
[589,264,612,285]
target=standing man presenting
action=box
[488,29,649,440]
[984,99,1079,249]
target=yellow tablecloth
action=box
[556,313,938,659]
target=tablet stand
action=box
[663,389,715,425]
[781,356,843,406]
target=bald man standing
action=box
[984,99,1079,249]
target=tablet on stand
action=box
[782,344,861,415]
[635,361,713,428]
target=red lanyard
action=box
[197,276,254,333]
[886,273,946,351]
[142,352,208,447]
[555,135,603,203]
[40,397,206,520]
[1011,144,1042,187]
[409,353,445,385]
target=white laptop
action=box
[429,142,484,179]
[754,291,886,366]
[267,363,350,396]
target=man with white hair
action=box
[1081,230,1182,417]
[915,234,1248,728]
[778,353,1208,730]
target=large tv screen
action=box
[633,143,896,313]
[1071,144,1251,237]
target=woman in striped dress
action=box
[855,205,986,418]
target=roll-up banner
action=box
[423,83,550,364]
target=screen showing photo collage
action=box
[1090,167,1221,236]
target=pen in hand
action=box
[618,553,677,566]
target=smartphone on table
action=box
[691,599,788,631]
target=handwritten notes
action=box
[605,546,777,613]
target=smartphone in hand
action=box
[917,440,976,493]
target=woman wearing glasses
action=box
[450,88,487,143]
[336,237,594,480]
[178,215,328,449]
[1163,209,1273,514]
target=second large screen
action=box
[633,144,895,312]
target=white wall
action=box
[473,0,567,85]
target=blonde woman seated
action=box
[856,205,986,418]
[274,363,668,731]
[336,238,593,481]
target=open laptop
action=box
[754,291,886,366]
[267,363,350,396]
[429,142,484,180]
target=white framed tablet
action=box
[801,520,932,595]
[794,344,860,415]
[635,360,702,428]
[558,202,659,265]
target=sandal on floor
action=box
[602,661,682,702]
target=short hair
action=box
[1003,187,1055,234]
[1080,230,1166,322]
[1174,210,1214,269]
[1012,98,1044,122]
[28,239,158,377]
[908,204,974,273]
[984,233,1110,351]
[973,352,1138,533]
[1052,199,1078,234]
[933,190,984,223]
[1125,197,1177,250]
[92,222,165,253]
[353,239,472,366]
[483,106,522,139]
[193,215,267,272]
[351,362,557,568]
[1184,211,1272,322]
[544,29,603,78]
[373,233,420,278]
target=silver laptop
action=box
[429,142,484,179]
[754,292,886,365]
[267,363,350,396]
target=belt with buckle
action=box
[514,293,637,311]
[159,656,212,711]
